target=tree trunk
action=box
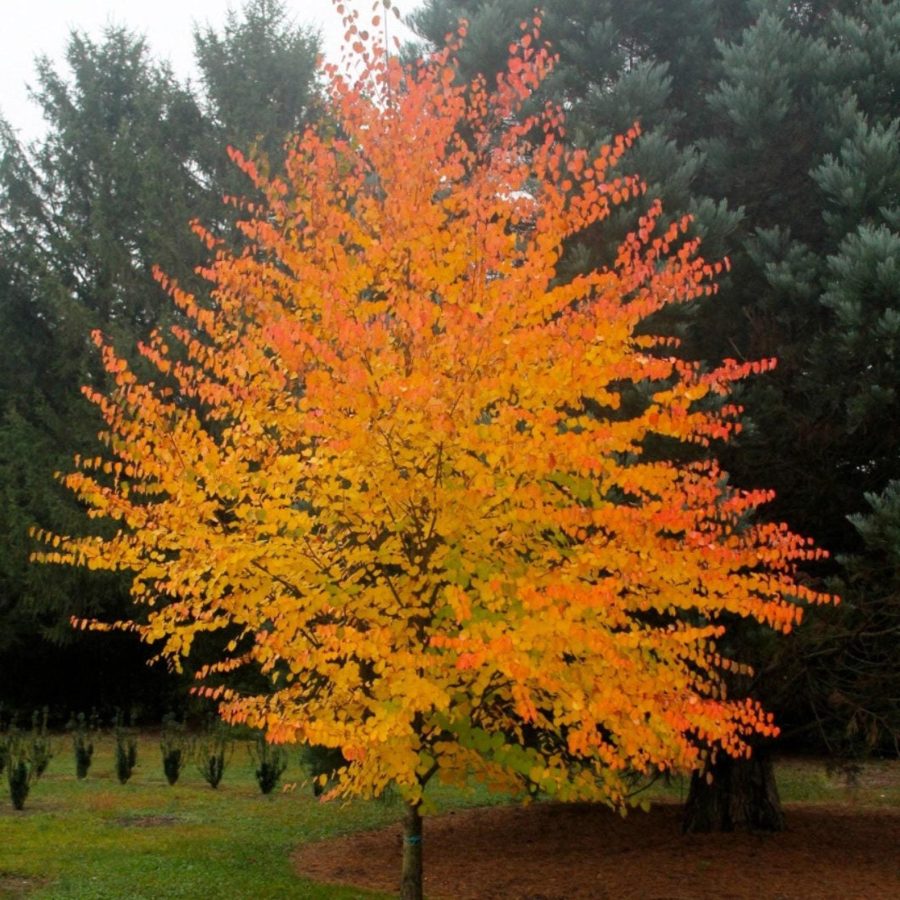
[400,799,424,900]
[682,750,785,833]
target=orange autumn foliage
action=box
[34,14,831,808]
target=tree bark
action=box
[682,750,785,833]
[400,799,424,900]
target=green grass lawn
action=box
[0,733,511,899]
[1,734,897,899]
[1,733,396,899]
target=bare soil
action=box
[115,813,183,827]
[0,875,45,897]
[293,801,900,899]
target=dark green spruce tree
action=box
[773,3,900,762]
[409,0,900,829]
[695,0,900,770]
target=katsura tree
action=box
[35,8,830,897]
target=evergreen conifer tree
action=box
[409,0,900,827]
[0,4,324,713]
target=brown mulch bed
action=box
[293,801,900,899]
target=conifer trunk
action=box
[400,799,423,900]
[682,750,785,833]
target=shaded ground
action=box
[294,801,900,899]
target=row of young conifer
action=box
[0,712,334,810]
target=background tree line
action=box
[0,0,321,716]
[1,0,897,816]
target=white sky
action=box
[0,0,421,142]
